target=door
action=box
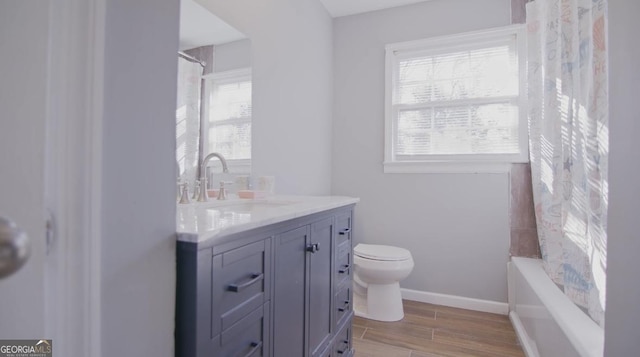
[0,1,50,338]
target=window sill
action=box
[383,161,525,174]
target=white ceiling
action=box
[179,0,432,47]
[319,0,432,18]
[179,0,246,50]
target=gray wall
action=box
[196,0,333,195]
[214,39,251,73]
[604,0,640,355]
[101,0,179,355]
[331,0,513,303]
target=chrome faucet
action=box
[197,152,229,202]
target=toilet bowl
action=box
[353,244,414,322]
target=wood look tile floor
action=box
[352,300,525,357]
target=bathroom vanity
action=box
[175,196,358,357]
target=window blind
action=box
[391,36,521,160]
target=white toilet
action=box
[353,243,414,322]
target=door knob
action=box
[0,216,30,279]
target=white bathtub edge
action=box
[510,257,604,357]
[509,310,540,357]
[401,288,509,315]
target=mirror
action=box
[176,0,252,198]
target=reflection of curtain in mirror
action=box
[176,58,202,186]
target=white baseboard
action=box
[400,288,509,315]
[509,311,539,357]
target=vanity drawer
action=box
[335,211,352,246]
[335,244,351,286]
[212,302,271,357]
[333,316,354,357]
[212,239,271,337]
[334,282,352,329]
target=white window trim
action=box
[384,25,528,174]
[202,67,252,174]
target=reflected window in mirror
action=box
[204,68,252,174]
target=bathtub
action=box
[508,257,604,357]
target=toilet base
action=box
[353,282,404,322]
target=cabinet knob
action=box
[306,243,320,253]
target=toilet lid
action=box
[354,244,412,261]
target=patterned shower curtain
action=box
[527,0,608,326]
[176,57,203,186]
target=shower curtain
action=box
[527,0,608,326]
[176,57,202,186]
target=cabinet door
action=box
[309,218,334,357]
[273,226,309,357]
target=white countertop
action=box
[176,195,359,244]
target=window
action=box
[384,26,527,173]
[204,68,252,172]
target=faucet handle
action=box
[217,181,226,200]
[176,179,182,202]
[197,177,209,202]
[192,179,200,200]
[217,181,233,200]
[178,182,191,204]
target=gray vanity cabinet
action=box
[176,205,355,357]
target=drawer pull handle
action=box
[243,341,262,357]
[228,273,264,293]
[338,228,351,235]
[306,243,320,253]
[337,343,349,354]
[338,300,350,312]
[339,264,350,274]
[337,340,350,354]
